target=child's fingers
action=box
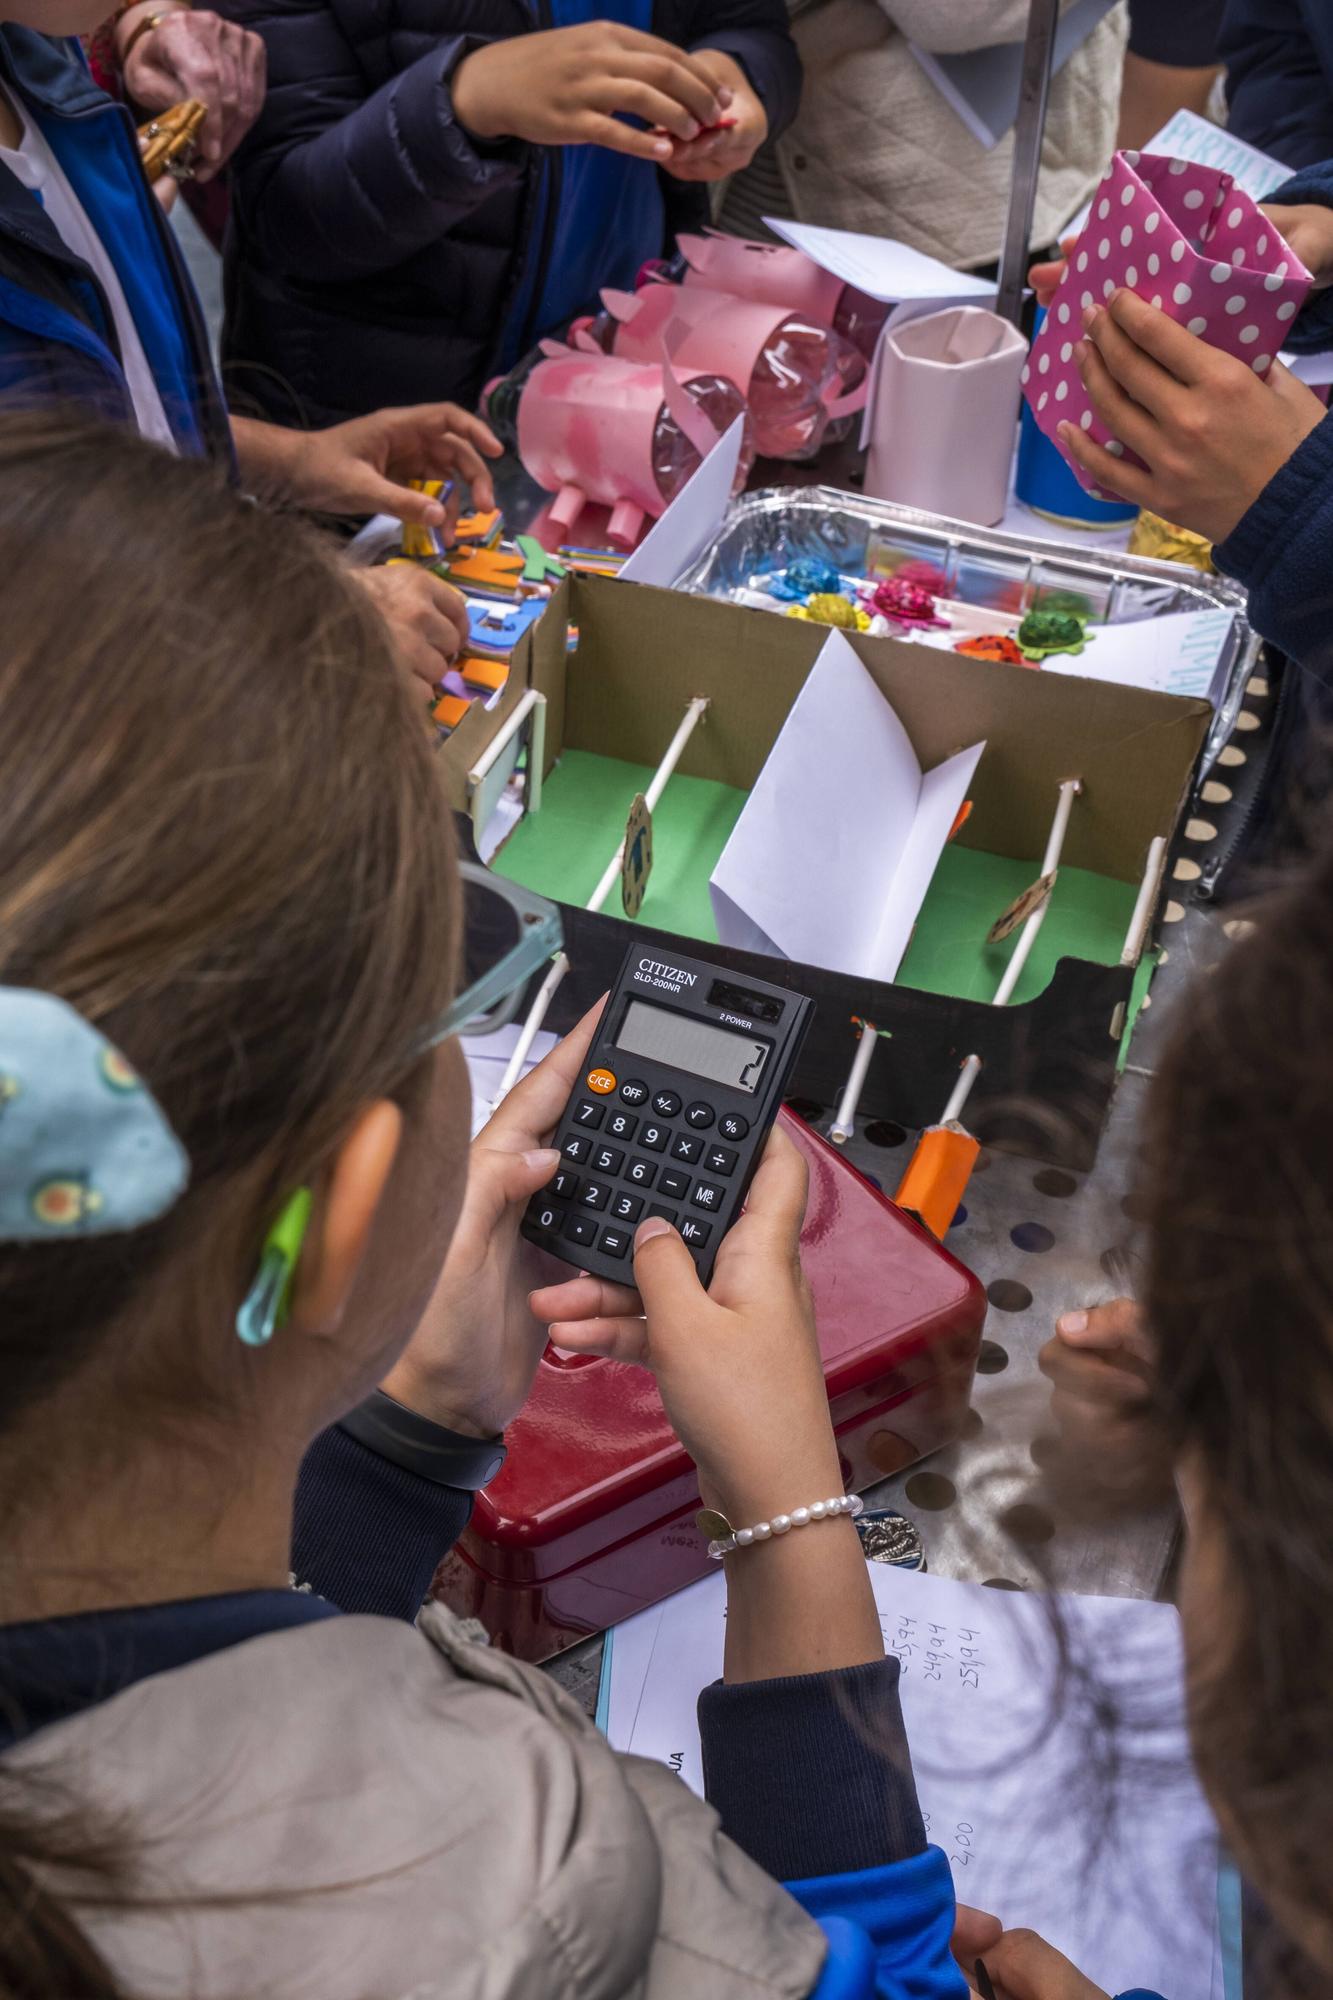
[530,1272,642,1324]
[952,1905,1004,1962]
[478,998,606,1151]
[577,110,674,161]
[1101,286,1213,388]
[719,1124,808,1264]
[982,1930,1110,2000]
[1074,339,1160,461]
[1028,257,1065,297]
[590,74,702,142]
[1038,1342,1153,1403]
[1082,299,1189,418]
[547,1314,653,1364]
[632,1216,709,1328]
[1056,419,1152,507]
[616,46,725,127]
[1055,1297,1151,1358]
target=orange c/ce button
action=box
[586,1067,617,1095]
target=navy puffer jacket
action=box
[218,0,800,426]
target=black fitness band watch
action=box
[337,1389,507,1491]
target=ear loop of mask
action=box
[236,1187,313,1347]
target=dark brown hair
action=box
[0,410,459,1994]
[1143,834,1333,1998]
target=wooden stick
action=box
[941,776,1082,1128]
[494,697,710,1101]
[1119,835,1166,966]
[828,1020,879,1146]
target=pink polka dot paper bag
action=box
[1024,149,1312,491]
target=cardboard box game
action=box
[443,575,1210,1167]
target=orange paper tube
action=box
[894,1123,980,1240]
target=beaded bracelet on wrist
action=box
[697,1492,865,1560]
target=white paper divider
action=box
[618,418,745,587]
[709,630,984,983]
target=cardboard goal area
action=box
[442,575,1210,1165]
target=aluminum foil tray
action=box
[672,486,1257,773]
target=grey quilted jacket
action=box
[11,1603,827,1998]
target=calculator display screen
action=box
[616,1001,771,1095]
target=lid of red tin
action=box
[467,1107,984,1582]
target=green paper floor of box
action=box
[492,751,748,942]
[493,752,1140,1006]
[896,848,1139,1007]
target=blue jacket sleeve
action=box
[1221,0,1333,173]
[223,1,527,285]
[292,1423,472,1619]
[792,1849,968,2000]
[699,1655,926,1880]
[1213,407,1333,683]
[682,0,801,143]
[791,1854,1168,2000]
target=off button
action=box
[586,1067,617,1095]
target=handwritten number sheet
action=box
[601,1566,1223,2000]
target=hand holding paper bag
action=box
[1027,148,1312,494]
[709,632,983,985]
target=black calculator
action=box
[522,946,814,1285]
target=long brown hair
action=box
[0,410,459,1994]
[1143,831,1333,1998]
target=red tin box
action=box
[434,1110,985,1661]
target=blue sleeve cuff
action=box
[292,1423,472,1620]
[699,1655,926,1880]
[1212,408,1333,665]
[792,1848,969,2000]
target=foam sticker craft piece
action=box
[466,597,547,656]
[1026,149,1312,491]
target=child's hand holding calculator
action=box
[522,946,813,1285]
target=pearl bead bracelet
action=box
[698,1492,865,1560]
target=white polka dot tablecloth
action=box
[1024,149,1312,496]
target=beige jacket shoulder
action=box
[747,0,1128,268]
[8,1604,826,1999]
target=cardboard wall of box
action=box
[444,576,1210,1167]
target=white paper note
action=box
[763,220,995,307]
[710,631,983,983]
[462,1022,558,1135]
[602,1564,1223,2000]
[1042,607,1234,706]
